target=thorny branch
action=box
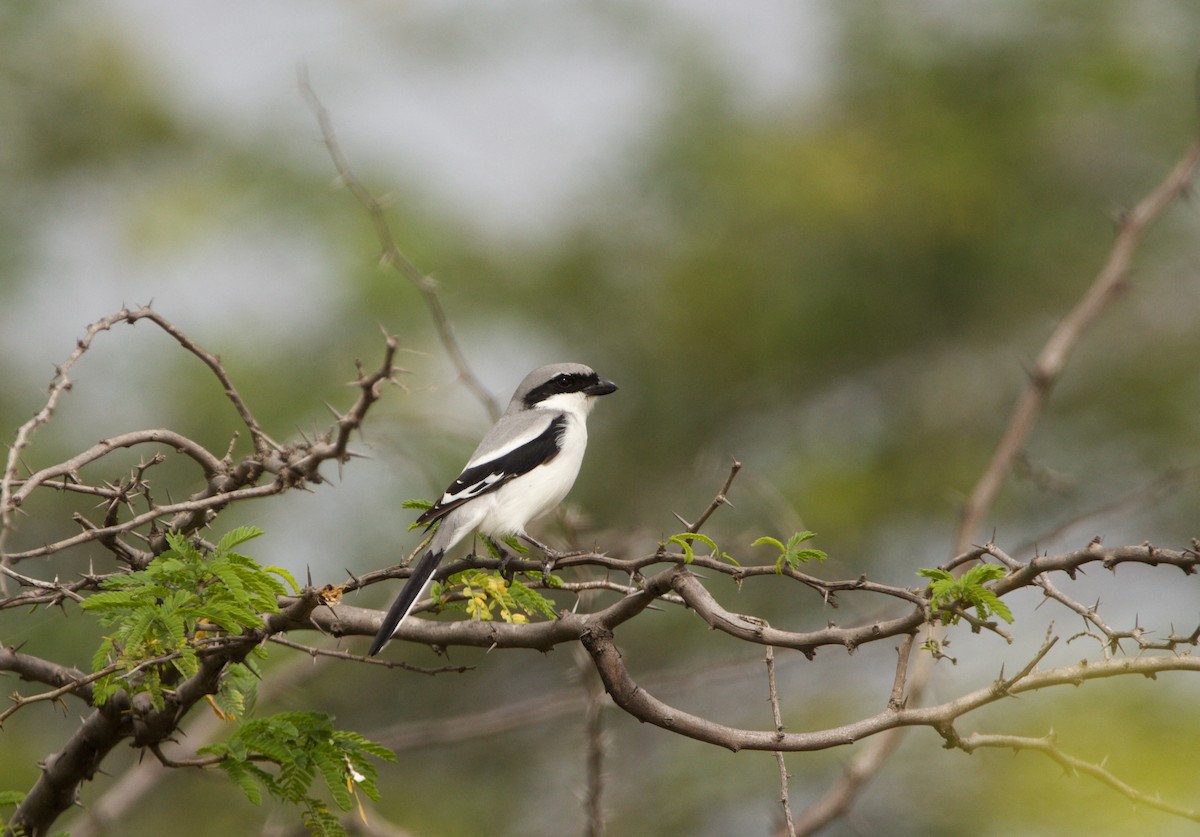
[297,68,500,423]
[677,457,742,534]
[765,646,795,837]
[791,131,1200,836]
[0,307,280,562]
[0,306,399,571]
[0,308,399,836]
[577,631,1200,753]
[955,732,1200,823]
[955,134,1200,554]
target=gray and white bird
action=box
[368,363,618,655]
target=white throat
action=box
[533,391,596,419]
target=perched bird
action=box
[368,363,618,655]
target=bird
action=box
[368,362,618,655]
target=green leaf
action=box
[973,588,1014,624]
[200,711,393,835]
[403,498,434,531]
[224,760,265,805]
[79,589,143,613]
[81,526,290,709]
[667,532,722,564]
[302,801,345,837]
[164,531,199,561]
[962,563,1007,586]
[442,568,556,623]
[499,534,529,554]
[918,563,1013,625]
[754,531,827,573]
[505,577,558,620]
[750,536,786,552]
[667,534,695,563]
[216,525,264,552]
[214,663,259,720]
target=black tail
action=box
[368,549,442,656]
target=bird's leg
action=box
[484,536,518,581]
[519,533,584,584]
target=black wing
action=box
[414,414,566,527]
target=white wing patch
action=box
[440,470,506,505]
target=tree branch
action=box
[580,626,1200,753]
[0,647,97,724]
[677,458,742,534]
[765,645,795,836]
[957,732,1200,822]
[298,68,500,422]
[955,135,1200,553]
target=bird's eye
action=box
[555,374,573,389]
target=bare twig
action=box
[297,68,499,422]
[370,639,772,752]
[0,647,101,726]
[0,329,399,576]
[321,543,1199,660]
[955,135,1200,553]
[133,308,280,454]
[887,633,916,711]
[679,458,742,534]
[668,569,925,658]
[9,429,225,510]
[1016,462,1200,554]
[267,634,471,675]
[4,481,285,563]
[765,646,795,837]
[957,732,1200,822]
[577,646,608,837]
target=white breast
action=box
[476,413,588,536]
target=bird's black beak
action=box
[585,378,618,397]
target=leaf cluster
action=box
[80,526,297,709]
[666,532,739,565]
[918,564,1014,626]
[198,711,395,837]
[436,568,558,623]
[752,531,828,573]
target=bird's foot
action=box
[539,556,558,586]
[484,538,519,581]
[519,534,587,562]
[497,552,519,582]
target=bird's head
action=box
[513,363,618,415]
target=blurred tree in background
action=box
[1,2,1199,835]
